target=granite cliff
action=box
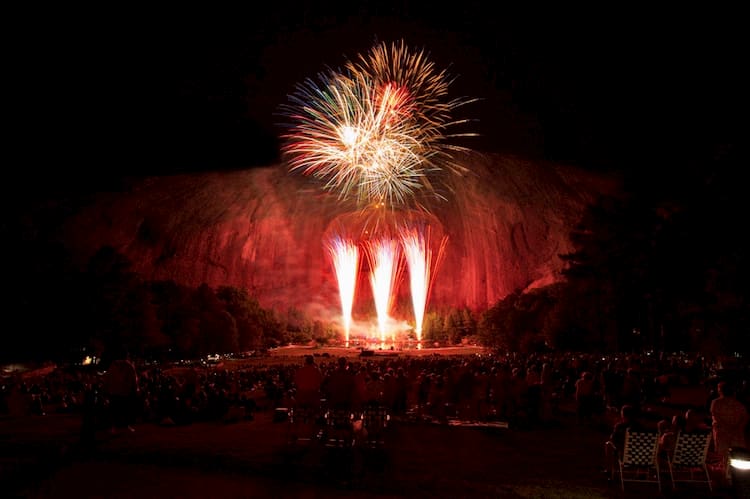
[60,151,620,320]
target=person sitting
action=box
[657,413,686,459]
[684,408,711,433]
[604,404,644,477]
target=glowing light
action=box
[731,458,750,470]
[400,226,448,343]
[327,237,360,345]
[366,238,402,343]
[280,40,477,209]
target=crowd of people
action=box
[2,349,749,480]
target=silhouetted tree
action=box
[423,311,447,344]
[554,142,748,355]
[217,286,264,350]
[478,288,556,352]
[82,246,147,363]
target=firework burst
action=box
[280,40,476,209]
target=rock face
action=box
[61,151,619,319]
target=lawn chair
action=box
[613,429,661,492]
[324,408,355,448]
[286,404,323,446]
[360,404,390,448]
[355,404,392,483]
[322,408,356,482]
[667,431,713,492]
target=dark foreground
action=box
[1,404,735,499]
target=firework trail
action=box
[400,226,448,343]
[366,238,402,343]
[326,237,360,345]
[280,40,477,209]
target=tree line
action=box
[3,145,745,361]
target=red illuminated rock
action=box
[61,152,619,317]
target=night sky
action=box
[9,5,743,198]
[1,4,746,361]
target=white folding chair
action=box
[615,429,661,492]
[667,431,713,491]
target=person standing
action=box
[321,357,356,445]
[323,357,356,412]
[79,381,100,452]
[288,355,324,441]
[294,355,323,411]
[575,371,596,425]
[710,381,749,481]
[104,349,139,433]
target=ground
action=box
[0,347,738,498]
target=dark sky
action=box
[10,5,743,196]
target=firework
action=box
[365,238,402,343]
[400,225,448,343]
[326,236,360,345]
[280,40,476,209]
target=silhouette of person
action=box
[294,355,323,410]
[104,348,139,433]
[711,381,749,480]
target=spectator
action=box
[575,371,596,425]
[604,404,644,477]
[621,368,643,411]
[323,357,355,411]
[657,413,686,459]
[294,355,323,411]
[104,349,139,433]
[392,367,409,417]
[684,408,711,433]
[351,362,369,412]
[364,370,384,407]
[710,381,749,481]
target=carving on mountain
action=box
[61,152,619,317]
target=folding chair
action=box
[324,408,355,448]
[356,404,392,482]
[667,431,713,492]
[361,404,390,448]
[321,408,356,482]
[286,404,323,446]
[614,429,661,492]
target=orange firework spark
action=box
[280,40,477,209]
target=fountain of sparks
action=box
[327,237,360,346]
[366,238,402,344]
[400,226,448,345]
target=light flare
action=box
[400,226,448,343]
[326,237,360,345]
[366,238,402,343]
